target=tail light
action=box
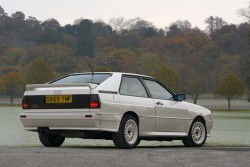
[22,96,29,109]
[89,94,101,109]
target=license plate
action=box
[45,95,72,103]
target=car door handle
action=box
[156,101,163,106]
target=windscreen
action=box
[51,74,112,84]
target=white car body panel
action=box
[20,72,213,141]
[118,95,156,135]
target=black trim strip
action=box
[23,95,93,109]
[98,90,118,94]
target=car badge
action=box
[53,90,62,95]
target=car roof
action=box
[68,72,154,79]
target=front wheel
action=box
[182,118,207,147]
[113,115,140,149]
[38,132,65,147]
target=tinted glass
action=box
[120,77,148,98]
[52,74,111,84]
[143,79,173,100]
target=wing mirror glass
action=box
[175,94,186,101]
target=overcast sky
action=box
[1,0,249,30]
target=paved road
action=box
[0,146,250,167]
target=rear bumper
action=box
[20,111,121,132]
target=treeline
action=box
[0,5,250,104]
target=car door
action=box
[142,79,188,132]
[119,76,156,134]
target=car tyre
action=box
[113,114,140,149]
[38,132,65,147]
[182,118,207,147]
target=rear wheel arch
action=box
[113,111,140,148]
[123,111,139,123]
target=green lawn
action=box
[0,107,250,147]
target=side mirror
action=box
[175,94,186,101]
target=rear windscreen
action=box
[51,74,112,84]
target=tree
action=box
[212,54,240,79]
[37,18,62,44]
[247,76,250,101]
[36,29,63,45]
[94,66,111,72]
[0,66,20,76]
[129,18,158,38]
[0,5,7,18]
[77,19,95,56]
[151,64,181,92]
[238,23,250,102]
[27,44,76,75]
[0,72,24,105]
[2,48,26,65]
[11,11,25,20]
[92,21,112,37]
[161,36,195,65]
[24,16,42,41]
[114,30,142,48]
[205,16,227,38]
[166,24,180,37]
[214,73,244,111]
[166,20,192,37]
[240,50,250,102]
[187,75,206,104]
[211,24,240,54]
[25,60,55,84]
[174,20,192,32]
[101,47,139,72]
[109,17,128,33]
[238,5,250,20]
[177,65,206,104]
[41,18,60,30]
[139,52,159,75]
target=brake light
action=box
[22,96,29,109]
[22,103,29,109]
[89,94,101,109]
[90,102,99,108]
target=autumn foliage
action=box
[214,73,245,110]
[0,5,249,105]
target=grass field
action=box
[0,107,250,147]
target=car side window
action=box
[120,77,148,98]
[143,79,173,100]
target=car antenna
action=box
[88,64,94,83]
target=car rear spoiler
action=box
[26,83,98,91]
